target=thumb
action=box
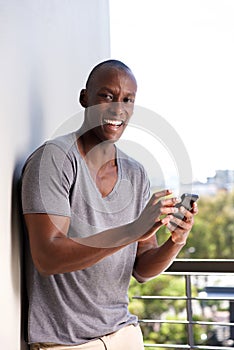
[161,216,171,226]
[139,221,163,241]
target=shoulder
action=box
[24,132,78,166]
[22,132,80,184]
[46,132,78,153]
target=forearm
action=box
[29,220,136,276]
[42,220,162,275]
[133,236,185,282]
[36,235,123,275]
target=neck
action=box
[77,128,116,170]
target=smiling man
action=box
[21,60,197,350]
[79,60,136,140]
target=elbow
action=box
[133,268,155,284]
[135,277,146,284]
[32,254,61,276]
[34,259,56,276]
[30,241,70,276]
[37,266,57,277]
[37,269,52,277]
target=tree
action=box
[179,191,234,258]
[129,191,234,345]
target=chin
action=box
[100,135,120,144]
[96,127,125,144]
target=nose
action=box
[109,102,124,116]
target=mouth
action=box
[103,118,124,129]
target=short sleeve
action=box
[131,163,151,218]
[141,165,151,210]
[21,143,75,217]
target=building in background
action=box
[193,170,234,196]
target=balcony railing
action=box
[133,259,234,350]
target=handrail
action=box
[133,259,234,349]
[143,345,234,349]
[166,259,234,274]
[139,319,234,327]
[134,296,234,301]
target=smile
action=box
[103,119,124,127]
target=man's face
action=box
[81,67,137,143]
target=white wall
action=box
[0,1,110,348]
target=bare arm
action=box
[24,189,179,276]
[24,213,132,275]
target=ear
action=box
[79,89,88,108]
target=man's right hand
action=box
[134,189,179,242]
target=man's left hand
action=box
[165,202,198,245]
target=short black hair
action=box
[85,59,136,88]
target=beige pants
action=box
[30,324,144,350]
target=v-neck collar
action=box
[74,133,122,200]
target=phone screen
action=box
[174,193,199,220]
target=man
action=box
[21,59,198,350]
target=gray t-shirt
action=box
[21,131,150,345]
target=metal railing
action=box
[133,259,234,350]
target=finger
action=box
[161,216,171,225]
[179,207,194,222]
[139,221,164,241]
[168,214,193,230]
[166,221,190,237]
[191,202,198,215]
[152,189,173,205]
[158,206,180,217]
[161,197,180,207]
[165,220,185,235]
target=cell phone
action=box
[174,193,199,220]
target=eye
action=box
[123,97,135,104]
[99,93,113,101]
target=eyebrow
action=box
[98,87,136,96]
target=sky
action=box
[109,0,234,184]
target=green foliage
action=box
[129,275,195,345]
[128,191,234,346]
[179,191,234,258]
[129,274,213,346]
[156,191,234,258]
[129,275,187,318]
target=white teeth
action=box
[103,119,123,126]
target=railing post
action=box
[185,274,195,349]
[230,301,234,339]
